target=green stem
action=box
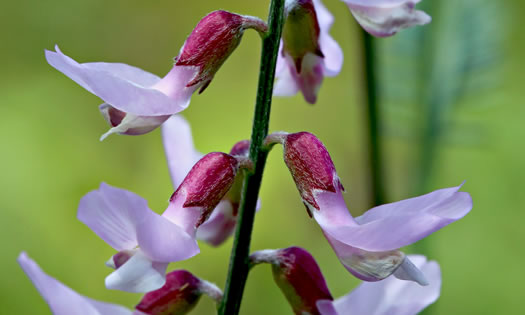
[218,1,285,314]
[361,30,385,206]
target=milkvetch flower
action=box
[78,183,200,293]
[317,255,441,315]
[162,115,258,246]
[274,0,343,104]
[78,152,242,292]
[343,0,431,37]
[46,11,267,140]
[269,131,472,284]
[17,252,135,315]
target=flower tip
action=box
[99,129,114,141]
[393,256,429,286]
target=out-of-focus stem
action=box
[360,30,386,206]
[218,1,285,314]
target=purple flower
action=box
[77,183,200,293]
[46,11,267,140]
[78,152,242,292]
[17,252,136,315]
[273,131,472,283]
[342,0,431,37]
[274,0,343,104]
[317,255,441,315]
[162,116,258,246]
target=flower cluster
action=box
[19,1,473,315]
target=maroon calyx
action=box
[135,270,202,315]
[251,247,333,315]
[283,132,344,214]
[171,152,239,226]
[176,11,267,89]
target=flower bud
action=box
[176,10,267,92]
[167,152,240,227]
[136,270,222,315]
[281,132,344,215]
[251,247,333,315]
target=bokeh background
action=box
[1,0,524,314]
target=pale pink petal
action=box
[18,252,132,315]
[105,251,169,293]
[45,46,198,116]
[313,0,334,29]
[136,208,200,262]
[314,0,343,76]
[274,54,301,97]
[344,0,431,37]
[161,115,203,189]
[324,234,406,282]
[77,183,150,251]
[318,255,441,315]
[313,185,472,251]
[99,104,170,140]
[196,200,237,246]
[82,62,160,86]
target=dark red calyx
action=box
[283,132,343,212]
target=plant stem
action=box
[360,30,385,206]
[218,1,285,314]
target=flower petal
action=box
[161,115,203,189]
[320,255,441,315]
[314,0,343,76]
[363,185,471,223]
[77,182,151,251]
[196,200,237,246]
[45,45,197,116]
[18,252,132,315]
[274,56,300,97]
[105,251,168,293]
[82,62,160,87]
[313,186,472,251]
[99,104,170,140]
[135,208,200,263]
[344,0,431,37]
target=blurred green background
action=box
[1,0,524,314]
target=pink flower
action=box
[78,152,242,292]
[78,183,200,293]
[271,131,472,283]
[342,0,431,37]
[274,0,343,104]
[17,252,136,315]
[162,115,258,246]
[46,11,267,140]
